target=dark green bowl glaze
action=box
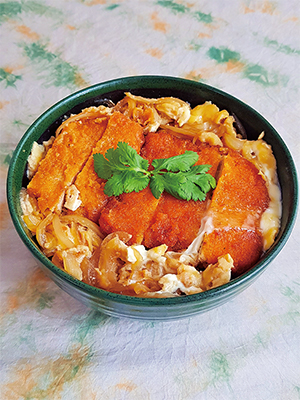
[6,76,298,320]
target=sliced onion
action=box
[62,252,83,281]
[60,215,104,239]
[22,214,42,233]
[52,214,74,249]
[160,124,199,137]
[36,213,54,247]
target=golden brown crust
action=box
[27,118,108,214]
[143,192,208,251]
[201,228,263,275]
[209,150,270,215]
[140,129,200,163]
[200,150,270,274]
[99,186,160,245]
[141,130,223,251]
[98,130,224,251]
[71,112,145,222]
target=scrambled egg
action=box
[95,232,234,296]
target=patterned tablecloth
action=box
[1,1,299,399]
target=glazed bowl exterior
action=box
[6,76,298,320]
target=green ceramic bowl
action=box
[7,76,298,320]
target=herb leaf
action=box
[93,142,216,201]
[93,142,149,179]
[149,174,165,199]
[117,141,149,172]
[93,153,112,180]
[151,151,199,172]
[104,170,149,196]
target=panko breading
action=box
[98,130,222,250]
[71,112,145,222]
[200,150,270,275]
[143,192,208,251]
[141,130,223,251]
[140,129,200,164]
[27,118,108,214]
[201,229,263,275]
[99,186,160,245]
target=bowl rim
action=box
[6,75,299,306]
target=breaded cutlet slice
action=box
[142,130,223,251]
[140,129,201,164]
[27,117,108,214]
[200,149,270,275]
[143,192,208,251]
[71,112,145,222]
[99,186,160,245]
[99,130,222,249]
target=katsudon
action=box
[20,93,281,296]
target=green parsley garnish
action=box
[93,142,216,201]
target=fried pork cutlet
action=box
[139,129,200,163]
[72,112,144,222]
[98,127,270,272]
[143,192,208,251]
[27,118,108,214]
[99,186,160,245]
[99,130,222,249]
[142,130,223,251]
[200,150,270,275]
